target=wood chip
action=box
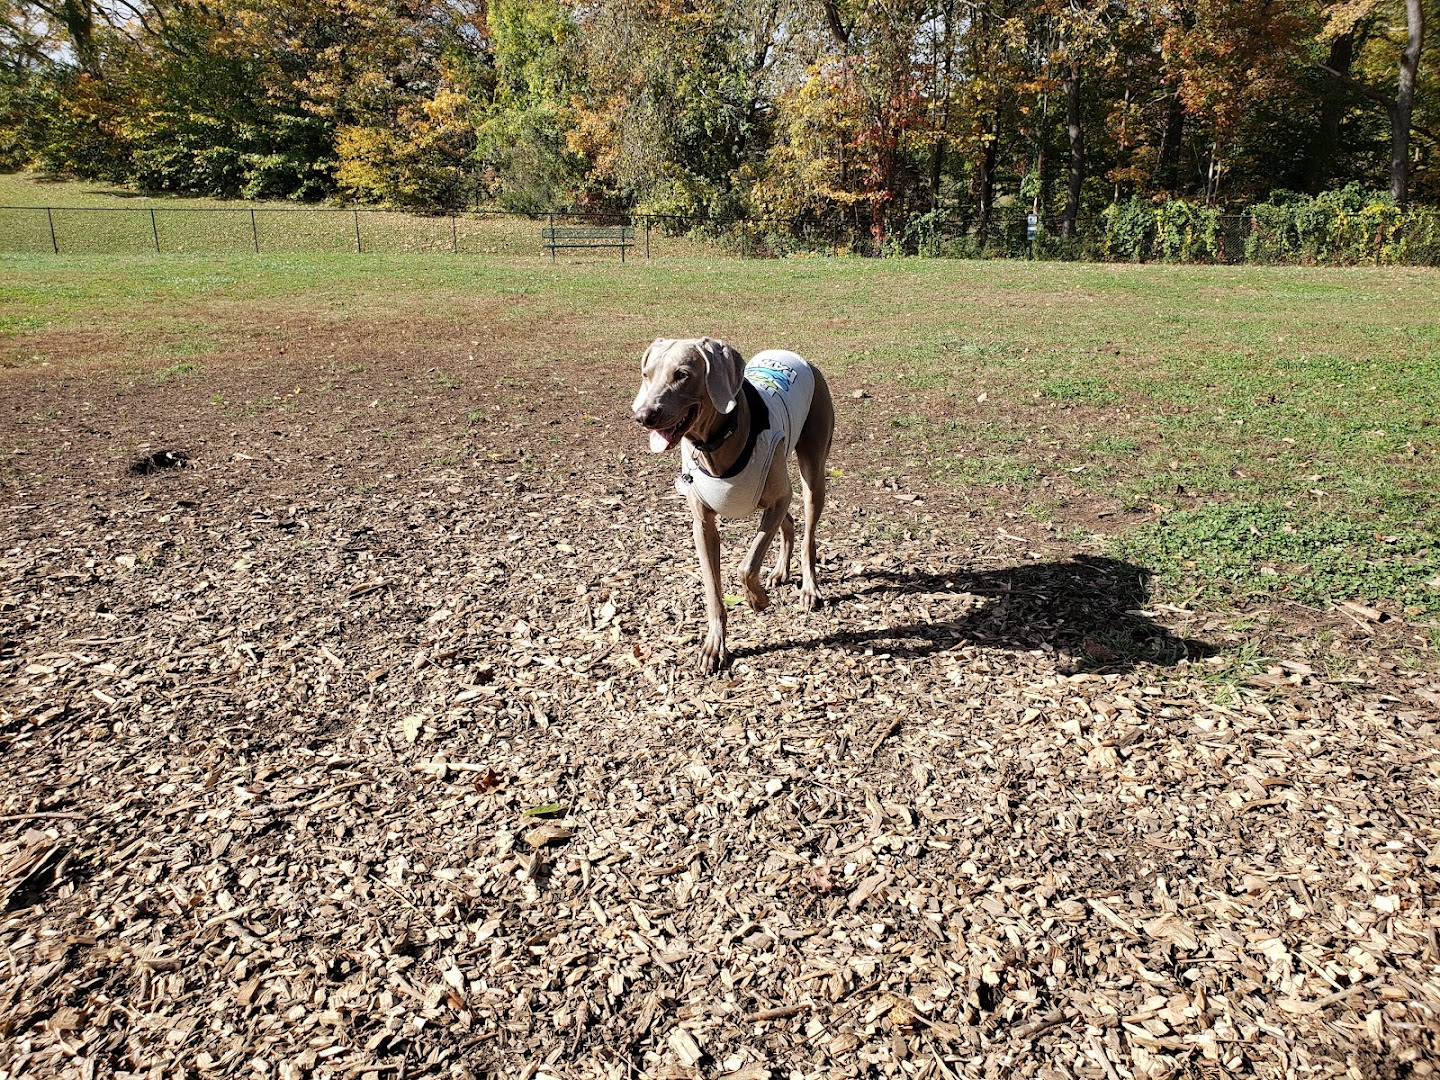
[667,1026,703,1067]
[523,823,574,848]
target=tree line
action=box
[1,0,1433,241]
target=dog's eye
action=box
[673,370,690,383]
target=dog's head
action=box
[631,337,745,453]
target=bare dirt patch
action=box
[2,319,1439,1079]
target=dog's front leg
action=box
[691,497,729,673]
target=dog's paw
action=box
[698,636,730,674]
[739,571,771,612]
[799,585,822,612]
[765,565,790,589]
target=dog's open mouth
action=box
[647,406,697,453]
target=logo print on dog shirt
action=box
[746,364,795,395]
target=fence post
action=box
[46,208,58,254]
[451,213,458,254]
[353,209,362,254]
[250,208,259,254]
[548,211,555,263]
[150,208,160,253]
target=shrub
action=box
[1102,187,1440,266]
[1245,185,1440,265]
[1100,197,1156,261]
[1154,200,1220,261]
[127,126,247,196]
[1100,197,1219,262]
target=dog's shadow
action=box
[737,554,1213,672]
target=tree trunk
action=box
[927,0,956,212]
[1062,61,1083,240]
[1035,89,1049,223]
[33,0,99,74]
[1157,93,1184,193]
[821,0,851,50]
[978,113,999,237]
[1306,31,1355,193]
[1390,0,1424,206]
[1115,82,1131,202]
[928,139,944,214]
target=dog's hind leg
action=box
[795,455,826,611]
[739,495,790,612]
[766,512,795,589]
[793,368,834,612]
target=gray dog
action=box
[631,337,836,672]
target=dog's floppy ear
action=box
[698,337,744,415]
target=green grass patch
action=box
[0,172,714,259]
[1038,376,1120,405]
[1088,435,1140,455]
[0,313,46,334]
[154,359,202,383]
[1110,503,1440,612]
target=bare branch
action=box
[1316,62,1394,113]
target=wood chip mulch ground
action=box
[2,340,1438,1080]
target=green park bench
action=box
[540,223,635,262]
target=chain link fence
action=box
[1,202,1428,263]
[0,205,918,258]
[0,206,667,257]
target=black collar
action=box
[689,401,741,453]
[714,382,768,480]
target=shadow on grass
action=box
[27,173,144,199]
[739,554,1214,673]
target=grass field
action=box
[0,171,714,257]
[3,244,1438,634]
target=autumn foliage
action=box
[1,0,1434,234]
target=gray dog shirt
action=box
[677,350,816,518]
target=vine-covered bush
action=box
[1101,186,1440,265]
[1154,199,1220,261]
[1100,198,1158,261]
[1103,198,1221,261]
[1102,196,1223,261]
[1247,185,1440,265]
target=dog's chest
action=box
[678,353,814,518]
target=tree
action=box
[570,0,789,218]
[1384,0,1424,205]
[472,0,587,211]
[752,0,937,239]
[0,0,1434,228]
[1031,0,1140,238]
[944,0,1029,238]
[1318,0,1428,204]
[1160,0,1311,204]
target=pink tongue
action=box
[649,429,670,454]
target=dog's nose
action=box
[634,406,660,427]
